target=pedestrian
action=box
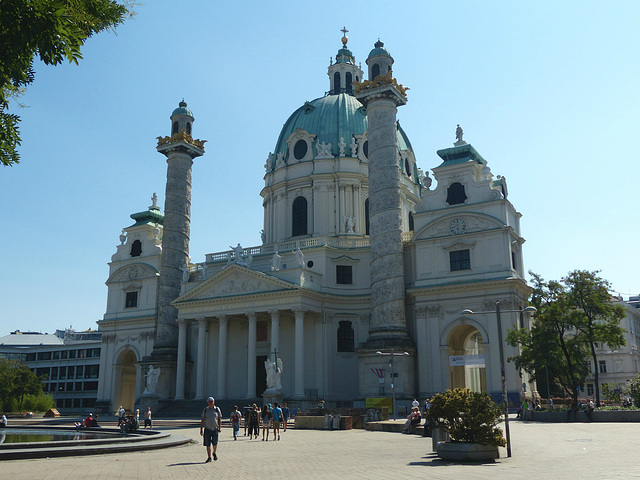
[200,397,222,463]
[262,404,272,441]
[230,405,242,440]
[411,398,419,409]
[243,406,251,436]
[281,402,290,431]
[586,397,595,421]
[272,402,283,441]
[249,404,260,439]
[117,405,125,426]
[144,406,152,429]
[1,413,6,428]
[422,398,431,437]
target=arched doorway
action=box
[447,324,486,393]
[114,349,137,412]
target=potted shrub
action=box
[426,388,506,461]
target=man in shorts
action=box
[200,397,222,462]
[272,402,283,441]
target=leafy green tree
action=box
[0,358,47,410]
[507,273,589,404]
[625,374,640,407]
[563,270,625,406]
[0,0,132,166]
[507,270,626,406]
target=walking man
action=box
[272,402,283,441]
[281,402,290,431]
[200,397,222,463]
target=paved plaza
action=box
[2,419,640,479]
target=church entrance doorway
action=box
[256,355,267,397]
[447,325,486,393]
[114,349,137,412]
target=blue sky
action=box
[2,1,639,334]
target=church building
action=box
[95,33,533,414]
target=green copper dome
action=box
[335,47,355,64]
[172,100,193,118]
[271,93,412,166]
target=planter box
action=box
[436,441,499,461]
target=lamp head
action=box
[460,309,474,315]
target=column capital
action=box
[268,310,280,319]
[217,314,228,324]
[177,317,189,327]
[247,312,258,322]
[197,317,208,327]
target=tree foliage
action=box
[507,270,626,405]
[625,374,640,407]
[426,388,506,447]
[0,0,132,166]
[0,358,47,411]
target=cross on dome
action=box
[341,27,349,47]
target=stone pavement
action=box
[2,419,640,479]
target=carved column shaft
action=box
[156,152,193,349]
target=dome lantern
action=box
[328,27,363,95]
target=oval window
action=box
[362,140,369,159]
[294,140,308,160]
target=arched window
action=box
[405,159,411,178]
[337,321,354,352]
[334,72,341,93]
[362,140,369,159]
[172,121,179,135]
[186,122,192,135]
[409,212,414,231]
[292,196,308,236]
[130,240,142,257]
[345,72,353,94]
[372,63,380,79]
[446,182,467,205]
[365,198,370,235]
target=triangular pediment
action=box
[174,264,300,304]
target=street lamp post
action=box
[376,349,409,421]
[460,302,537,458]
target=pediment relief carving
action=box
[415,214,503,241]
[108,263,158,284]
[176,265,297,303]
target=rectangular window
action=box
[85,365,99,379]
[587,384,594,396]
[52,351,60,360]
[26,353,36,361]
[78,349,85,359]
[83,381,98,391]
[38,351,52,361]
[599,360,607,373]
[336,265,353,285]
[61,351,68,359]
[450,249,471,271]
[50,367,58,380]
[67,366,75,378]
[76,366,84,379]
[125,291,139,308]
[69,350,76,359]
[59,367,66,380]
[615,360,623,373]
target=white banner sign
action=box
[449,354,485,367]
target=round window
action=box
[294,140,308,160]
[306,260,314,268]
